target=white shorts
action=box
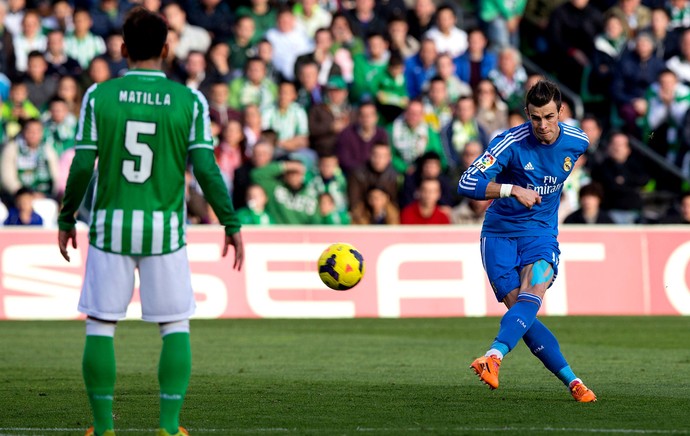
[78,245,196,323]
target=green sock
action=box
[159,332,191,434]
[83,335,116,435]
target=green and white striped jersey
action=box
[76,69,214,256]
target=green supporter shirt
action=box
[479,0,528,21]
[250,162,321,224]
[58,69,240,256]
[351,54,388,104]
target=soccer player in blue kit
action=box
[457,80,597,402]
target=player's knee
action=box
[85,317,117,337]
[159,319,190,337]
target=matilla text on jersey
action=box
[119,90,171,106]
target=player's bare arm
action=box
[484,181,542,208]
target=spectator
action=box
[548,0,604,90]
[451,196,491,225]
[296,60,324,110]
[457,139,484,174]
[441,96,490,179]
[294,0,332,39]
[666,28,690,84]
[422,75,453,133]
[261,80,310,157]
[242,104,263,150]
[318,191,350,224]
[186,0,234,41]
[400,178,451,224]
[345,0,387,39]
[399,150,456,209]
[330,11,365,60]
[607,0,652,38]
[454,27,497,90]
[3,187,43,226]
[435,53,471,103]
[236,0,277,40]
[644,7,678,61]
[89,0,127,39]
[478,0,527,50]
[208,81,241,132]
[386,13,419,59]
[404,37,437,99]
[388,99,446,174]
[643,68,690,192]
[351,31,390,104]
[591,131,650,223]
[488,46,529,112]
[406,0,436,42]
[580,113,607,169]
[424,4,467,58]
[98,31,127,78]
[265,6,313,82]
[23,50,57,110]
[233,139,275,210]
[351,185,400,224]
[559,151,592,221]
[228,57,278,112]
[611,31,666,136]
[215,119,247,193]
[347,142,399,211]
[47,0,74,34]
[660,191,690,223]
[161,28,185,82]
[1,81,40,139]
[40,96,76,156]
[250,158,320,224]
[335,101,389,174]
[228,16,258,76]
[474,78,509,138]
[521,0,567,64]
[55,75,81,118]
[373,51,409,125]
[163,2,211,61]
[0,1,17,81]
[563,182,615,224]
[308,75,352,156]
[1,118,59,198]
[64,8,106,70]
[668,0,690,30]
[236,184,274,225]
[4,0,24,37]
[294,27,339,86]
[181,50,214,97]
[312,153,349,221]
[82,56,110,87]
[13,10,47,74]
[590,13,628,97]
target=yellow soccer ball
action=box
[317,243,365,290]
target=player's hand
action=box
[513,186,542,209]
[58,229,77,262]
[223,231,244,271]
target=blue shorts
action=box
[480,235,560,302]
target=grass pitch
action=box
[0,317,689,435]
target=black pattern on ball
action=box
[318,254,339,281]
[350,249,364,273]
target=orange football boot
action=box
[570,381,597,402]
[470,355,502,389]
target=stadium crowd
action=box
[1,0,690,227]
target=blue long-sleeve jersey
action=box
[457,122,589,237]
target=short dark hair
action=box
[579,183,604,201]
[525,79,562,111]
[122,7,167,62]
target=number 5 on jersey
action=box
[122,120,156,184]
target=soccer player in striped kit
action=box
[458,80,596,402]
[58,8,244,436]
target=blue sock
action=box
[495,293,542,352]
[523,319,571,384]
[555,366,578,386]
[488,340,510,357]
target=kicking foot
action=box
[570,381,597,402]
[470,355,501,390]
[157,427,189,436]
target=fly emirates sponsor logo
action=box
[527,175,563,195]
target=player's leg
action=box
[138,248,195,435]
[79,246,137,435]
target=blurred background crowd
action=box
[1,0,690,227]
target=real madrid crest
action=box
[563,156,572,172]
